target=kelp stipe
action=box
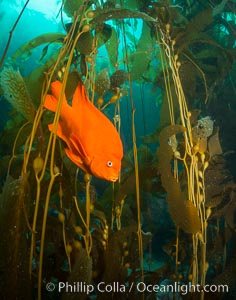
[157,125,201,235]
[121,19,144,278]
[1,6,87,298]
[152,2,234,296]
[17,3,133,299]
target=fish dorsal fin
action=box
[71,81,90,108]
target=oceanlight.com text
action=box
[136,281,229,295]
[45,281,229,295]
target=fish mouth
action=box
[109,176,118,182]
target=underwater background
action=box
[0,0,236,299]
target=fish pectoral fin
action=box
[69,134,93,169]
[69,132,89,161]
[65,148,91,174]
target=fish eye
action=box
[107,161,113,167]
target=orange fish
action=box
[44,80,123,181]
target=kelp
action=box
[203,155,236,230]
[0,67,36,122]
[25,49,61,105]
[96,23,113,48]
[90,8,157,25]
[141,85,180,144]
[174,8,214,47]
[211,187,236,230]
[114,161,158,206]
[62,248,92,300]
[95,68,110,97]
[0,176,32,299]
[10,33,65,62]
[63,0,84,17]
[157,125,201,234]
[110,70,128,93]
[130,22,155,81]
[65,20,113,53]
[75,31,94,55]
[65,69,81,99]
[208,128,223,158]
[105,26,119,67]
[212,256,236,294]
[96,224,152,300]
[178,60,200,102]
[173,0,229,50]
[205,156,232,206]
[151,2,233,107]
[122,0,144,10]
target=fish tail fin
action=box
[44,81,67,112]
[48,123,53,131]
[44,94,58,112]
